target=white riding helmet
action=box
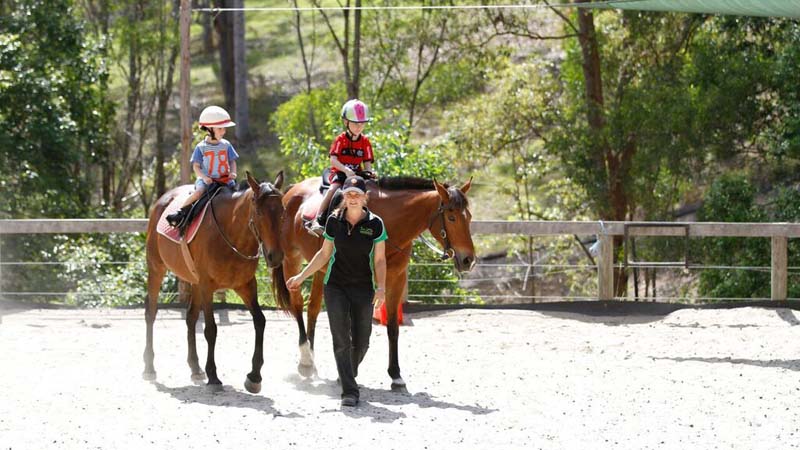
[341,99,370,123]
[198,106,236,128]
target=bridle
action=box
[209,184,281,260]
[382,202,454,261]
[418,202,456,261]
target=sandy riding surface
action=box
[0,306,799,449]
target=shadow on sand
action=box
[285,373,497,424]
[152,382,303,418]
[652,356,800,372]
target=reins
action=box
[385,201,455,261]
[209,186,268,261]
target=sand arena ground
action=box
[0,305,799,449]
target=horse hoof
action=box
[207,383,224,393]
[391,377,406,391]
[142,371,157,381]
[297,363,316,378]
[244,377,261,394]
[191,371,207,382]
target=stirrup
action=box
[306,220,324,237]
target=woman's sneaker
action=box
[341,395,358,407]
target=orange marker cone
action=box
[373,301,403,326]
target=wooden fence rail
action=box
[2,219,797,301]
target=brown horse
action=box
[143,171,286,393]
[273,176,476,388]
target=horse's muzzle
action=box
[455,254,476,273]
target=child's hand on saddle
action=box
[344,168,356,178]
[230,172,237,179]
[203,176,213,184]
[361,170,377,179]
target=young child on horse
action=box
[167,105,239,227]
[307,99,376,237]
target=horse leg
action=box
[198,286,223,391]
[234,278,265,394]
[142,259,166,381]
[386,274,406,389]
[185,297,205,382]
[306,271,325,350]
[284,256,314,377]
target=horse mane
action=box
[375,176,468,209]
[376,176,435,190]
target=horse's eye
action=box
[448,215,456,222]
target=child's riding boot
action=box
[307,213,326,237]
[166,205,192,227]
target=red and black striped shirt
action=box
[329,132,374,176]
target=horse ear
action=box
[433,178,450,203]
[246,171,260,193]
[460,176,473,194]
[274,170,284,190]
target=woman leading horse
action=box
[274,174,476,388]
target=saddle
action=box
[157,182,227,244]
[177,183,226,233]
[301,168,376,223]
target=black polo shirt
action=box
[323,207,388,289]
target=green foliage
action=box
[272,83,455,181]
[407,241,481,304]
[696,173,769,299]
[47,233,154,306]
[0,0,112,218]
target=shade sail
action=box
[574,0,800,19]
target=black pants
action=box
[324,283,374,399]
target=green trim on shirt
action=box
[323,246,337,285]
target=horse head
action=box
[246,170,285,269]
[431,178,476,272]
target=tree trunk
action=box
[575,5,629,297]
[155,0,180,199]
[292,0,321,143]
[232,0,249,144]
[199,0,214,55]
[214,0,235,112]
[351,0,361,99]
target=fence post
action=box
[771,236,787,301]
[598,233,614,300]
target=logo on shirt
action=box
[359,227,374,236]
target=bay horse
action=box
[273,176,476,388]
[143,171,287,394]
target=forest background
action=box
[2,0,800,305]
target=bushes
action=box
[696,173,772,300]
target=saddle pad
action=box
[301,192,324,221]
[156,186,209,244]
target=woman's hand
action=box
[372,288,386,309]
[286,275,304,291]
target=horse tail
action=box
[271,264,292,312]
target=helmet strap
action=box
[203,126,218,141]
[344,120,361,140]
